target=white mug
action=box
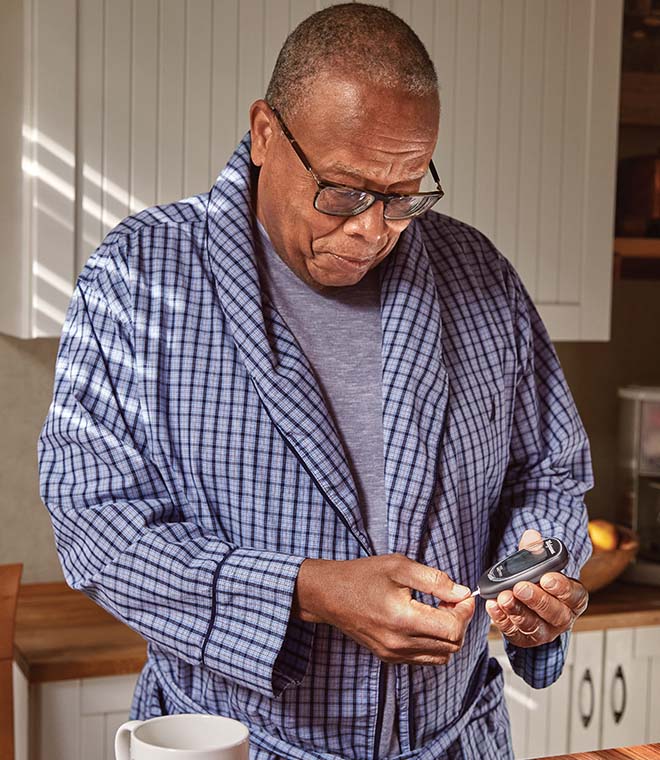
[115,713,249,760]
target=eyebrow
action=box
[325,161,369,181]
[325,161,427,186]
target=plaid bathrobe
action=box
[39,134,592,760]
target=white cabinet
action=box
[637,625,660,744]
[601,627,649,749]
[27,673,138,760]
[490,635,576,759]
[2,0,622,340]
[568,630,605,753]
[491,625,660,759]
[14,662,29,760]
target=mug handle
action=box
[114,719,143,760]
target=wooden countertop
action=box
[14,580,660,683]
[569,580,660,632]
[532,742,660,758]
[14,583,146,682]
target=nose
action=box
[342,201,388,248]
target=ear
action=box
[249,99,275,167]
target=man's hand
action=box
[485,529,589,648]
[293,554,475,665]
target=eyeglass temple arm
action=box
[429,159,441,188]
[268,104,318,176]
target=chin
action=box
[311,270,369,288]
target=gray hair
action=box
[265,3,438,119]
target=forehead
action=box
[286,76,439,183]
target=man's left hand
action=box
[485,529,589,648]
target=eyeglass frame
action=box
[267,103,445,220]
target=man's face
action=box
[249,76,440,289]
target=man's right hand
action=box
[292,554,475,665]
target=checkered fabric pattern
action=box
[38,134,593,760]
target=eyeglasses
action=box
[268,105,445,220]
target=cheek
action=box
[384,219,411,247]
[260,155,310,219]
[305,216,347,251]
[389,219,412,235]
[272,181,338,244]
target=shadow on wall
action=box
[22,125,150,337]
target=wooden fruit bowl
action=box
[579,525,640,593]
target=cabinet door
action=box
[489,637,529,757]
[81,674,139,760]
[634,625,660,743]
[568,630,604,753]
[80,715,105,760]
[36,680,82,760]
[527,635,575,759]
[431,0,622,340]
[80,710,136,760]
[601,627,649,749]
[33,674,138,760]
[489,634,574,760]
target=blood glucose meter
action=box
[471,537,569,599]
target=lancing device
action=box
[471,537,569,599]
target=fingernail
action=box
[485,600,499,615]
[517,584,532,601]
[451,584,470,598]
[500,590,513,606]
[542,577,558,591]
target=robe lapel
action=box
[205,136,372,555]
[380,221,449,558]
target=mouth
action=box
[320,250,382,268]
[328,253,374,270]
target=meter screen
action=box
[489,540,551,580]
[478,538,568,597]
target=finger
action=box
[407,596,475,643]
[540,573,589,615]
[512,582,574,629]
[486,598,555,643]
[370,628,462,664]
[485,600,520,639]
[408,652,454,666]
[519,529,543,549]
[453,595,477,622]
[518,529,543,551]
[497,591,553,636]
[396,559,471,603]
[395,636,463,660]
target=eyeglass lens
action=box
[314,187,442,220]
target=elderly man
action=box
[39,4,592,759]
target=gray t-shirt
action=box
[255,220,400,758]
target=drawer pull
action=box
[611,665,627,725]
[579,668,594,728]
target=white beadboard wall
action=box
[17,0,621,338]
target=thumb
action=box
[519,529,543,551]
